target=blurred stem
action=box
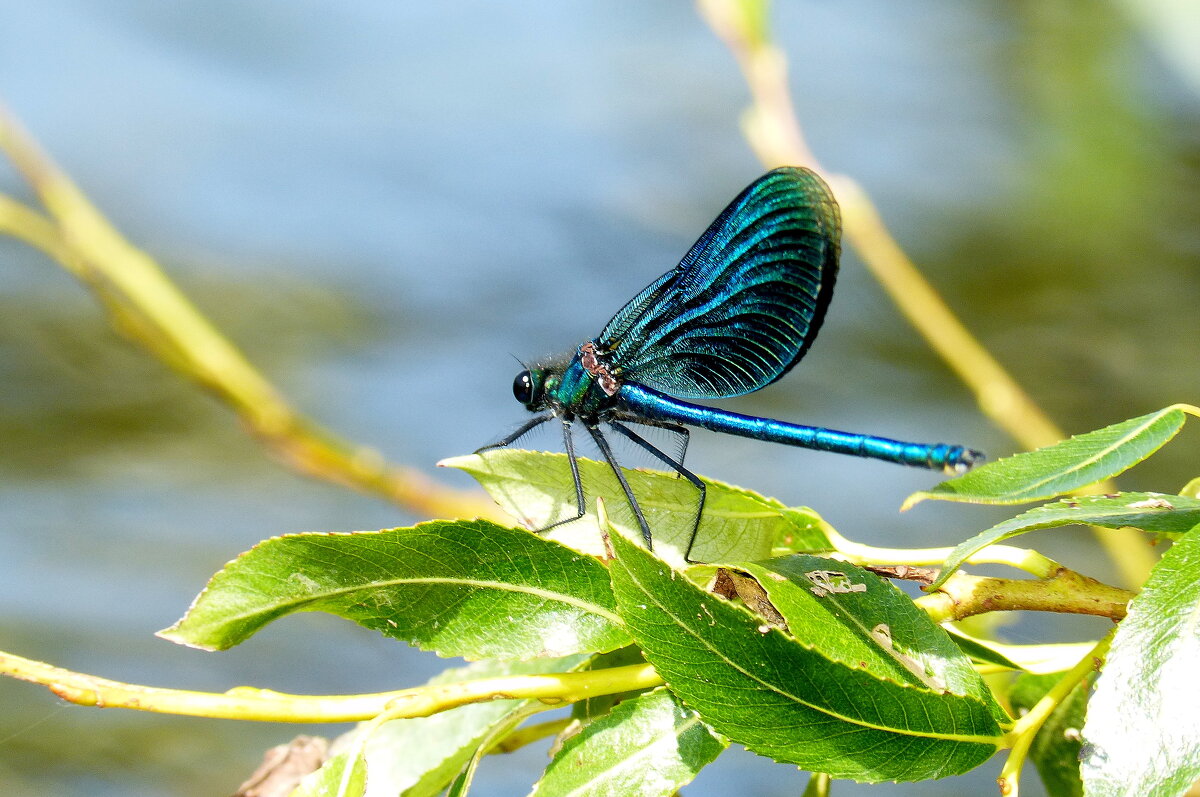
[695,0,1155,586]
[0,100,497,521]
[0,648,662,723]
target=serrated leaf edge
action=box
[532,687,719,797]
[929,492,1195,589]
[905,406,1186,508]
[159,519,621,648]
[615,536,1005,746]
[735,559,991,701]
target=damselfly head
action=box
[512,368,546,411]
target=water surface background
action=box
[1,3,1198,795]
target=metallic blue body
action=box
[545,358,611,415]
[617,383,972,471]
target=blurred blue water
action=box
[1,2,1197,795]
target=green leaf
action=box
[531,687,726,797]
[1082,523,1200,796]
[291,750,367,797]
[930,492,1199,588]
[944,627,1099,675]
[348,657,588,797]
[160,520,630,659]
[444,449,831,568]
[1181,476,1200,499]
[771,507,840,557]
[607,531,1005,782]
[944,627,1024,672]
[735,556,1004,715]
[1010,672,1090,797]
[444,766,470,797]
[298,658,593,797]
[905,407,1186,508]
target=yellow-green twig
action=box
[0,648,662,723]
[997,631,1113,795]
[917,571,1132,623]
[802,772,831,797]
[824,526,1061,579]
[0,194,82,273]
[695,0,1156,586]
[0,100,497,522]
[944,629,1101,675]
[488,718,574,754]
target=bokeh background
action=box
[1,2,1197,795]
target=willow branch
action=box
[695,0,1155,585]
[0,100,497,521]
[823,525,1061,579]
[0,648,662,723]
[916,569,1133,623]
[998,631,1112,795]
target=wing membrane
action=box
[600,167,840,399]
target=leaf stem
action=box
[1169,402,1200,419]
[824,526,1061,578]
[0,649,662,723]
[996,631,1113,795]
[802,772,831,797]
[945,629,1101,675]
[488,718,573,754]
[916,570,1133,623]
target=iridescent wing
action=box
[600,167,840,399]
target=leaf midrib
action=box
[621,552,1001,745]
[552,713,708,797]
[1004,410,1177,499]
[223,575,623,627]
